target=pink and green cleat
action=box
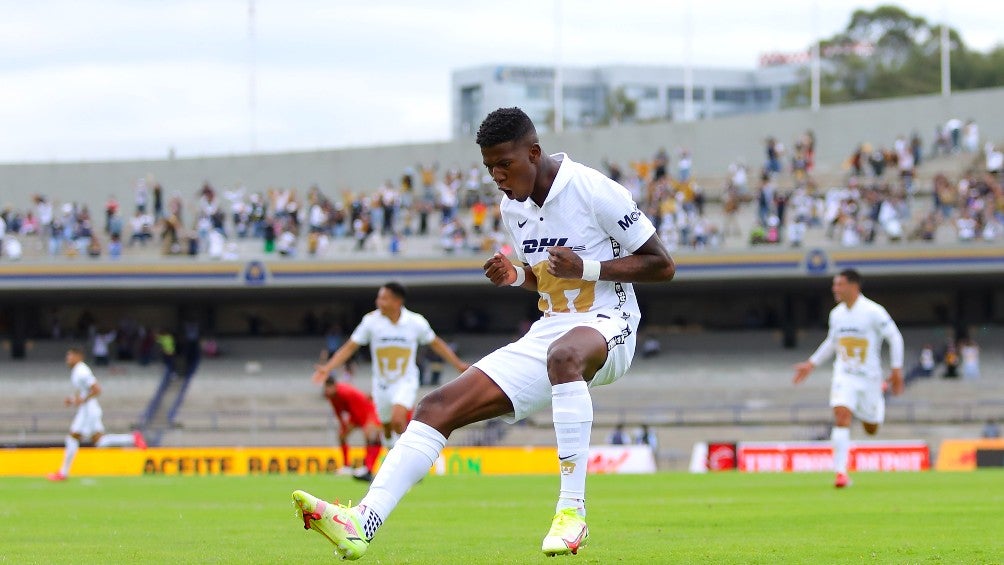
[541,508,589,556]
[292,490,369,560]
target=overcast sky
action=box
[1,1,997,163]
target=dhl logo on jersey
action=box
[521,237,568,254]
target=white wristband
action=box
[510,266,526,287]
[581,259,601,281]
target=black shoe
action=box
[352,470,374,482]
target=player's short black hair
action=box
[476,107,537,148]
[382,281,408,301]
[839,268,862,285]
[324,375,336,386]
[67,346,84,356]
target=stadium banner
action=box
[433,445,655,476]
[0,445,655,477]
[737,440,929,473]
[934,438,1004,471]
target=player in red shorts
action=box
[324,376,383,482]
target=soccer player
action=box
[293,107,675,559]
[311,282,469,448]
[323,376,383,482]
[48,347,147,481]
[793,268,904,488]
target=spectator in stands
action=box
[959,338,980,380]
[90,328,116,366]
[633,424,659,461]
[905,343,936,385]
[982,419,1001,439]
[155,328,177,377]
[607,424,628,445]
[941,342,960,379]
[47,346,146,481]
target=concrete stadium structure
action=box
[2,87,1002,214]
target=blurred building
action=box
[451,64,801,137]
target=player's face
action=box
[375,287,402,316]
[481,139,540,202]
[831,275,857,304]
[65,350,79,367]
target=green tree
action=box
[783,4,1004,107]
[601,87,637,126]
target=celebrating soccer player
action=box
[293,107,675,559]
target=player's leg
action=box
[829,376,857,487]
[294,368,512,558]
[338,424,355,474]
[359,420,383,479]
[51,406,97,480]
[831,405,854,487]
[95,431,140,447]
[859,382,885,436]
[49,432,82,481]
[542,325,609,556]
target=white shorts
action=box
[372,377,419,422]
[70,403,105,438]
[830,374,885,425]
[473,312,636,423]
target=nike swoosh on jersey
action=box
[517,219,528,228]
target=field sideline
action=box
[1,472,1001,564]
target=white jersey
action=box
[350,307,436,386]
[501,153,656,332]
[70,361,100,411]
[810,295,904,381]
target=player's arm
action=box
[795,324,836,384]
[483,252,538,291]
[428,337,470,373]
[545,233,674,283]
[71,382,102,406]
[881,316,905,395]
[312,340,363,384]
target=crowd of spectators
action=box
[1,118,1000,263]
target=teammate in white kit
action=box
[293,107,675,559]
[312,282,470,446]
[48,347,146,481]
[793,268,904,488]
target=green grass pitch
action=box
[1,471,1002,564]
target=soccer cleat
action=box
[351,468,374,483]
[292,490,369,560]
[133,430,148,450]
[541,508,589,556]
[46,472,67,482]
[834,472,852,488]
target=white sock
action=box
[60,436,79,476]
[831,426,851,474]
[386,430,401,449]
[552,381,592,517]
[358,420,446,539]
[96,433,135,447]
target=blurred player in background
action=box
[323,376,383,482]
[293,107,675,559]
[793,268,904,488]
[48,347,146,481]
[312,282,469,447]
